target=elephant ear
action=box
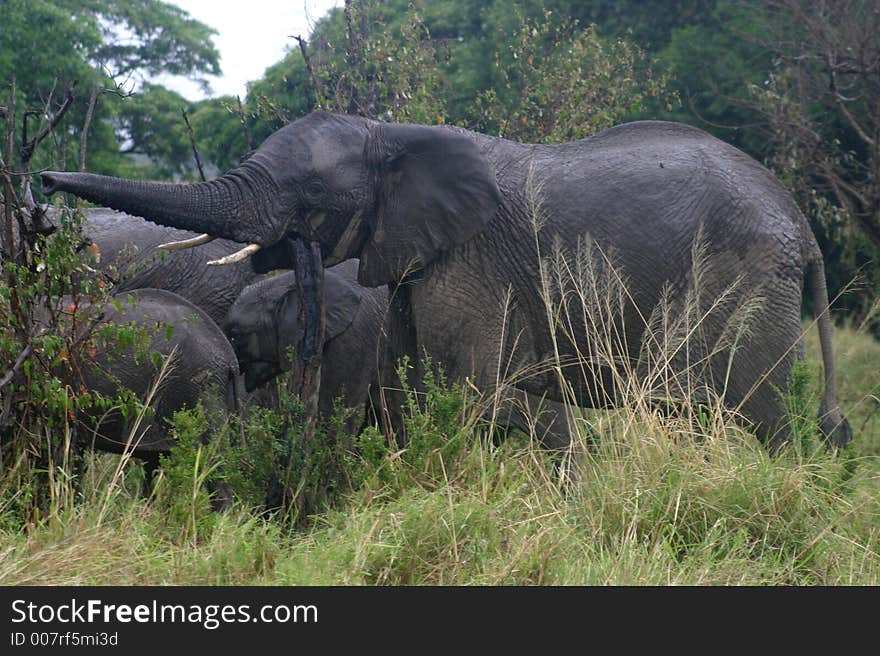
[358,123,502,287]
[322,262,366,342]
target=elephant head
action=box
[225,260,366,392]
[41,112,502,286]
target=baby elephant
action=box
[75,288,242,491]
[225,260,387,431]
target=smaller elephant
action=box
[225,259,387,432]
[69,288,242,492]
[229,259,574,450]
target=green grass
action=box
[1,322,878,586]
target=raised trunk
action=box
[40,159,280,245]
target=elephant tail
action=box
[808,254,852,448]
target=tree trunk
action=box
[265,239,325,516]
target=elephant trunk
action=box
[40,159,281,245]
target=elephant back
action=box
[80,288,240,456]
[78,209,262,324]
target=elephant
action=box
[224,258,387,433]
[49,207,263,325]
[41,112,852,449]
[228,258,574,450]
[58,287,242,495]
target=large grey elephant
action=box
[225,259,386,433]
[65,288,242,491]
[53,207,262,325]
[41,113,852,448]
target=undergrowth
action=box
[0,325,877,586]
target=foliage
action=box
[744,0,880,331]
[657,0,772,154]
[184,96,253,173]
[0,0,220,181]
[113,82,202,179]
[473,8,675,142]
[155,403,219,539]
[69,0,221,82]
[162,376,369,526]
[0,206,154,524]
[249,0,449,126]
[155,356,479,526]
[0,0,219,94]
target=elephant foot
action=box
[141,455,160,498]
[819,401,853,449]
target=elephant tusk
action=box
[206,243,261,266]
[157,233,217,251]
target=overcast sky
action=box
[158,0,341,100]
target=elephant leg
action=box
[69,434,86,505]
[141,453,160,498]
[207,480,234,511]
[375,384,407,444]
[499,390,583,485]
[716,314,802,450]
[485,388,581,450]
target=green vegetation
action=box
[0,322,877,585]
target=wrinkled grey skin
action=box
[56,207,262,325]
[41,112,852,448]
[70,288,242,488]
[225,259,386,432]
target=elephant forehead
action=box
[307,141,366,188]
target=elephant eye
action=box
[303,178,326,201]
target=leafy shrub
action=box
[0,206,154,524]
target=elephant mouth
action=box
[241,360,281,393]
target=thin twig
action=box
[80,77,100,173]
[0,344,32,389]
[236,95,252,156]
[181,109,206,182]
[295,35,324,108]
[20,81,77,167]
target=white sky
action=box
[157,0,341,100]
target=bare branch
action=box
[20,81,77,167]
[294,35,324,109]
[181,108,206,182]
[255,93,289,125]
[826,53,876,148]
[0,344,32,389]
[236,95,252,156]
[80,77,101,174]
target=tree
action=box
[291,0,450,124]
[473,8,674,143]
[0,0,221,180]
[658,0,772,154]
[114,83,199,179]
[744,0,880,327]
[749,0,880,250]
